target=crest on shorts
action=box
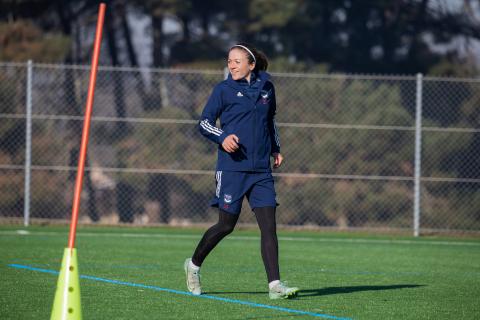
[224,194,232,203]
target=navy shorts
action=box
[210,171,277,214]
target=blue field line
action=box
[8,263,351,320]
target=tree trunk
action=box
[146,12,164,110]
[118,1,149,110]
[181,15,191,42]
[105,5,128,138]
[152,13,164,67]
[57,2,98,222]
[119,2,139,67]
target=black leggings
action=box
[192,207,280,283]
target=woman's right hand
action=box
[222,134,240,153]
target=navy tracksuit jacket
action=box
[199,71,281,172]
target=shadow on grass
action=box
[204,290,268,295]
[205,284,425,297]
[298,284,425,297]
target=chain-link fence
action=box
[1,62,479,234]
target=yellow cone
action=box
[51,248,82,320]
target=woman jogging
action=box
[184,43,299,299]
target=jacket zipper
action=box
[252,101,257,170]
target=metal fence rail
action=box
[0,62,479,235]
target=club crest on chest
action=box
[260,89,271,104]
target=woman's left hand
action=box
[272,153,283,169]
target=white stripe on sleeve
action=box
[273,120,280,147]
[200,119,223,136]
[202,119,223,135]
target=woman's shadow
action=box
[298,284,424,298]
[205,284,424,297]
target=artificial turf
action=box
[0,225,479,319]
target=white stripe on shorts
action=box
[215,171,222,197]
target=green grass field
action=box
[1,225,479,319]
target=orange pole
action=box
[68,3,106,249]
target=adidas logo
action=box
[237,92,243,97]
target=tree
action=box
[104,0,129,138]
[0,20,69,62]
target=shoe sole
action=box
[184,259,192,292]
[269,288,300,300]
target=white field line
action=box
[0,230,479,247]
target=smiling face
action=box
[228,48,255,81]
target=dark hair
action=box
[229,42,269,72]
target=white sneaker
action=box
[269,281,299,299]
[184,258,201,295]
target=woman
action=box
[184,43,299,299]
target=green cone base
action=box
[51,248,82,320]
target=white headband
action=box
[232,44,256,63]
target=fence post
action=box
[413,73,423,237]
[224,67,229,80]
[24,60,33,227]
